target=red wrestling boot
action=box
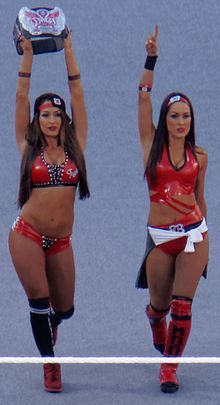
[146,304,170,354]
[43,363,63,393]
[160,297,192,393]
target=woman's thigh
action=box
[173,235,209,298]
[45,246,75,312]
[8,229,48,298]
[146,247,176,309]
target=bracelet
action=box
[144,55,158,71]
[18,71,31,78]
[139,83,152,93]
[68,73,81,81]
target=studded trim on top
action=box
[31,149,79,188]
[41,149,67,185]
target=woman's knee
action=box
[53,306,75,321]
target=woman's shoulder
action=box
[195,145,208,156]
[194,145,208,168]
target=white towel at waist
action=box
[148,217,208,253]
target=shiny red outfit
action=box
[12,149,78,255]
[31,149,79,188]
[12,216,71,256]
[147,144,199,216]
[146,145,205,255]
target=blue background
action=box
[0,0,219,403]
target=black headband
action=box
[34,93,66,115]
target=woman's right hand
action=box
[18,35,33,54]
[145,24,158,56]
[64,31,73,51]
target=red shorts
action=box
[157,236,189,256]
[12,216,71,256]
[155,221,207,256]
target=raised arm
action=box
[138,25,158,165]
[64,32,88,151]
[15,36,33,155]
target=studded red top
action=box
[147,145,199,215]
[31,149,79,188]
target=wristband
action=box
[18,71,31,78]
[144,55,158,71]
[68,73,81,81]
[139,83,152,93]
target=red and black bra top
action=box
[147,145,199,214]
[31,149,79,188]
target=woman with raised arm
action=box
[8,33,90,393]
[136,25,208,393]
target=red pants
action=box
[12,216,71,256]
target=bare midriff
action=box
[20,187,76,237]
[148,193,202,227]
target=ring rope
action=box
[0,357,219,364]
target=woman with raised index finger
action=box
[9,32,90,393]
[136,25,208,393]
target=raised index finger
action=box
[153,24,159,40]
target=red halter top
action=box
[147,145,199,215]
[31,149,79,188]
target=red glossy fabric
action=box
[147,145,199,214]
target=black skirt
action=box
[135,230,207,290]
[135,231,155,289]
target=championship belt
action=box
[13,6,69,55]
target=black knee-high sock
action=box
[50,306,75,328]
[49,311,63,329]
[29,297,54,357]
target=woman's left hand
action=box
[145,24,158,56]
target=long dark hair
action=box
[145,92,196,182]
[18,108,90,208]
